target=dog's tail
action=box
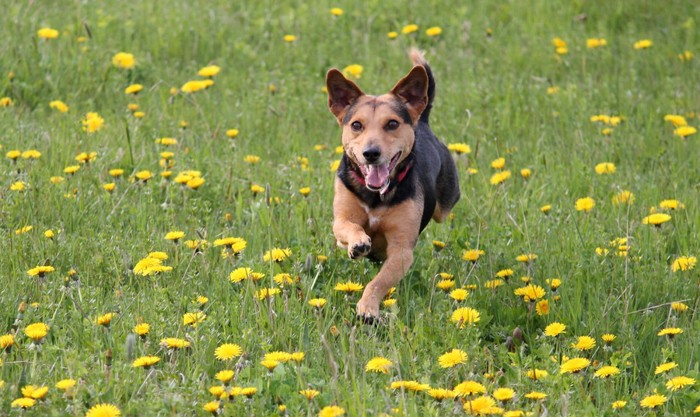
[409,48,435,124]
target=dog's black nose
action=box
[362,147,381,163]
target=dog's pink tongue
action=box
[366,164,389,189]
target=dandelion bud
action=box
[513,327,523,343]
[125,334,136,360]
[304,254,313,273]
[505,336,515,352]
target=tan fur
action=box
[333,180,423,317]
[339,95,416,170]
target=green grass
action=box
[1,0,699,415]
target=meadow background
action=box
[1,0,698,415]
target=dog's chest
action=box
[360,203,386,231]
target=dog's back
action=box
[409,50,460,229]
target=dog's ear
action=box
[326,69,364,122]
[390,65,428,124]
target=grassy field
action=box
[1,0,699,415]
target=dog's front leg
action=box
[356,244,414,319]
[333,178,372,259]
[356,199,421,320]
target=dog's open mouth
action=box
[359,152,402,193]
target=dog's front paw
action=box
[348,235,372,259]
[356,297,380,323]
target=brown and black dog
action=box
[326,49,460,321]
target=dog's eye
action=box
[350,121,363,132]
[385,120,400,131]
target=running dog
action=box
[326,49,460,321]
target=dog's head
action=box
[326,65,429,193]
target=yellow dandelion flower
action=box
[283,34,297,42]
[11,398,36,409]
[451,307,480,328]
[133,355,160,369]
[666,376,696,391]
[633,39,653,50]
[124,84,143,95]
[463,395,499,415]
[96,312,115,326]
[490,170,511,185]
[308,298,327,309]
[447,143,471,154]
[560,357,590,374]
[49,100,69,112]
[612,190,635,205]
[300,388,320,400]
[160,337,191,349]
[454,380,486,397]
[640,394,667,409]
[203,401,219,413]
[462,249,485,262]
[611,400,627,409]
[575,197,595,212]
[643,213,672,226]
[516,253,538,263]
[215,343,242,360]
[37,27,59,39]
[86,403,121,417]
[436,279,455,291]
[571,336,596,351]
[229,267,263,283]
[255,287,281,300]
[55,379,77,391]
[260,359,280,371]
[318,405,345,417]
[165,231,185,242]
[449,288,469,301]
[492,387,515,402]
[524,391,547,400]
[0,334,16,351]
[82,112,105,133]
[263,247,292,262]
[401,24,419,34]
[660,199,685,210]
[535,299,549,316]
[365,356,393,374]
[594,365,621,378]
[183,311,206,327]
[133,323,150,336]
[526,369,549,380]
[671,302,689,312]
[484,279,505,289]
[27,265,55,277]
[334,281,364,293]
[387,31,398,39]
[655,362,678,374]
[595,162,616,174]
[544,322,566,337]
[112,52,135,69]
[198,65,221,77]
[657,327,683,337]
[587,38,607,48]
[425,26,442,36]
[426,388,457,401]
[438,349,468,368]
[514,284,545,302]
